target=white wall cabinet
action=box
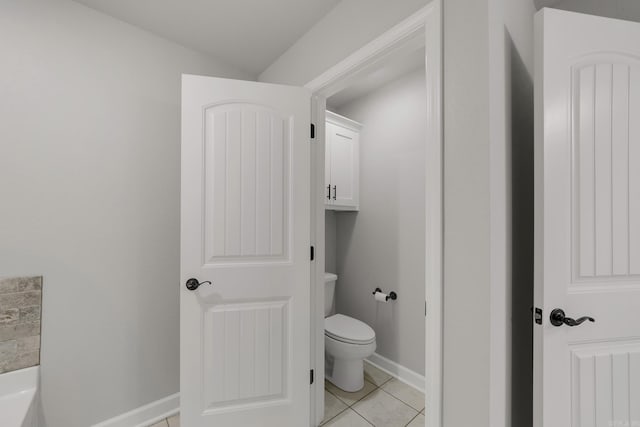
[325,111,361,211]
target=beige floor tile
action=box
[167,413,180,427]
[381,379,425,411]
[352,389,417,427]
[406,413,425,426]
[322,389,349,425]
[322,408,373,426]
[363,362,392,387]
[326,379,377,406]
[148,421,168,427]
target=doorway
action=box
[305,3,442,426]
[177,4,442,426]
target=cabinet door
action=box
[328,123,359,208]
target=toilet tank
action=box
[324,273,338,317]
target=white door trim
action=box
[304,3,443,426]
[305,6,431,96]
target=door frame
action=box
[304,3,443,426]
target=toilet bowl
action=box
[325,314,376,392]
[324,273,377,392]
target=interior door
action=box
[327,122,358,208]
[181,75,311,427]
[534,9,640,427]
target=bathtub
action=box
[0,366,40,427]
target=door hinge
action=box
[310,369,314,385]
[310,246,315,261]
[425,301,427,317]
[534,307,543,325]
[310,123,315,139]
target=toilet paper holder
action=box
[372,287,397,301]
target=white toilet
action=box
[324,272,376,392]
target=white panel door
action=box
[327,123,359,208]
[181,75,310,427]
[535,9,640,427]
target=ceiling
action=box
[72,0,341,76]
[534,0,563,7]
[327,47,425,110]
[535,0,640,21]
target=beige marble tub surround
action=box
[0,276,42,374]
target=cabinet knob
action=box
[333,185,337,200]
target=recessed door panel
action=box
[571,341,640,427]
[204,104,290,264]
[202,299,290,411]
[328,125,359,207]
[573,59,640,282]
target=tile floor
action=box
[321,361,425,427]
[149,413,179,427]
[147,362,424,427]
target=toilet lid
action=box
[325,314,375,344]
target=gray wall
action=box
[443,1,492,425]
[0,1,252,426]
[325,212,338,274]
[328,69,426,375]
[444,0,537,425]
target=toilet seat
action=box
[325,314,375,345]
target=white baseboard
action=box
[92,393,179,427]
[89,356,421,427]
[366,353,425,393]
